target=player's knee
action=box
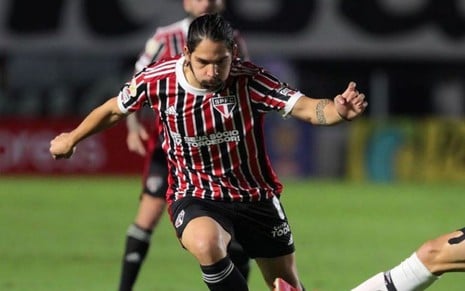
[185,235,228,263]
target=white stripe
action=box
[202,261,235,284]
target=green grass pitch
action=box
[0,176,463,290]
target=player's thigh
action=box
[255,253,299,289]
[234,196,295,258]
[141,147,169,198]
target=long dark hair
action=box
[186,13,235,53]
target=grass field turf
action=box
[0,176,463,290]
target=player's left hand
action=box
[334,81,367,121]
[50,132,76,160]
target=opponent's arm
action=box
[290,82,367,125]
[50,97,126,159]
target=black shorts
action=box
[141,146,168,198]
[169,196,295,259]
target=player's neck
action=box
[183,60,202,89]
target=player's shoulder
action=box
[142,55,180,79]
[230,60,283,88]
[230,60,262,77]
[154,18,189,38]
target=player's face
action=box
[184,0,224,18]
[184,38,235,91]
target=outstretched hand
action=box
[50,132,76,160]
[334,82,367,121]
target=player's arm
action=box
[50,97,126,159]
[290,82,367,125]
[125,35,163,155]
[126,113,149,156]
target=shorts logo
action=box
[175,209,185,228]
[212,95,236,118]
[271,222,291,238]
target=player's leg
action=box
[417,227,465,274]
[118,148,168,291]
[351,252,436,291]
[171,198,249,291]
[351,227,465,291]
[119,195,166,291]
[235,196,304,291]
[228,239,251,280]
[256,253,304,291]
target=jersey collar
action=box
[176,55,211,95]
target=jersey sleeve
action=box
[117,73,149,114]
[248,67,303,117]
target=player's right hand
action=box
[334,81,367,121]
[126,126,149,156]
[50,132,76,160]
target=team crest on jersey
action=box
[212,95,236,118]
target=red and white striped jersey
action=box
[118,55,303,203]
[133,18,189,143]
[135,18,249,73]
[135,18,189,73]
[134,17,249,144]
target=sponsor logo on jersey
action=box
[183,130,241,147]
[170,131,182,145]
[212,95,236,118]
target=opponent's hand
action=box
[126,126,149,156]
[50,132,76,160]
[334,82,368,121]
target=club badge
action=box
[212,95,236,118]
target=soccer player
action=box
[352,227,465,291]
[120,1,250,290]
[50,14,367,290]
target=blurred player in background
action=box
[119,1,250,290]
[49,14,367,290]
[352,227,465,290]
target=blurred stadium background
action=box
[0,0,464,290]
